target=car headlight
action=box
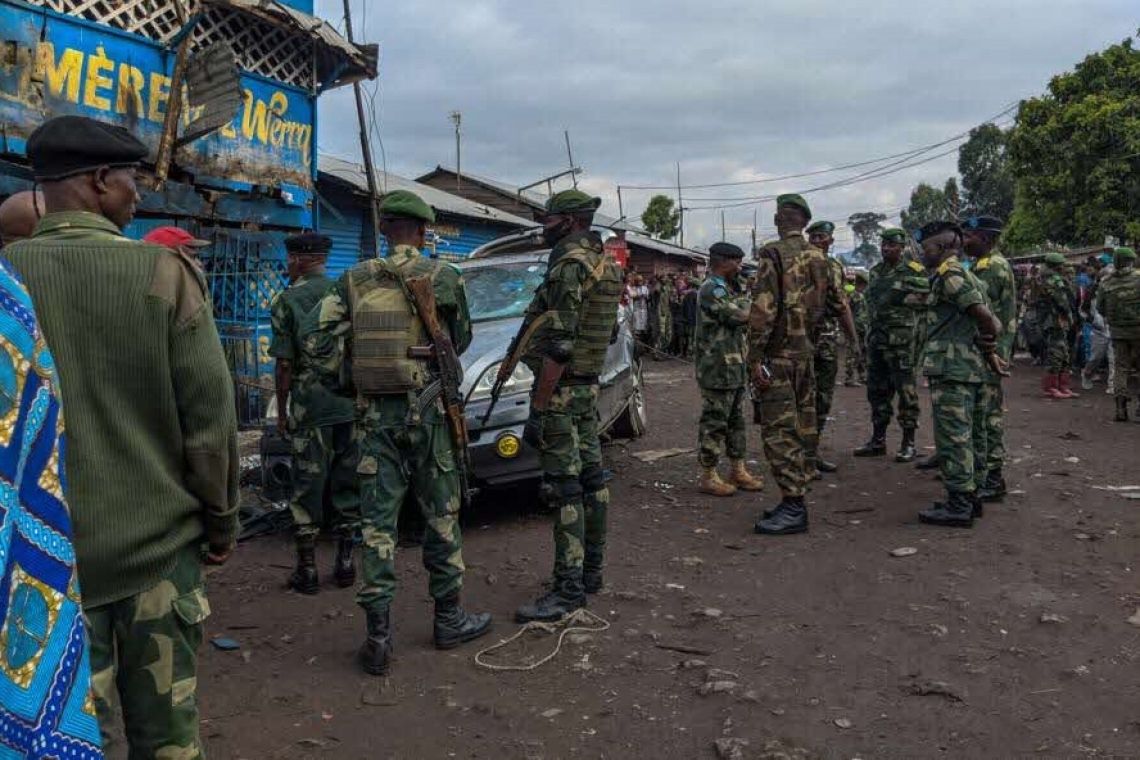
[467,362,535,403]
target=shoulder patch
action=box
[975,257,991,270]
[908,260,925,273]
[937,260,952,276]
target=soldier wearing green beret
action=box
[1096,246,1140,420]
[854,227,930,462]
[509,189,624,622]
[310,189,491,676]
[271,233,361,595]
[1034,252,1079,399]
[844,271,870,386]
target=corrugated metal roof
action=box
[319,155,536,229]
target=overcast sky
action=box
[315,1,1137,252]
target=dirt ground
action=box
[196,356,1140,759]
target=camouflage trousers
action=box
[657,316,674,353]
[289,421,362,539]
[866,340,920,431]
[814,334,839,434]
[1112,339,1140,397]
[88,546,208,759]
[980,381,1005,476]
[356,397,465,611]
[535,384,610,582]
[844,334,867,382]
[931,379,991,493]
[1045,327,1070,374]
[754,357,817,498]
[698,386,747,468]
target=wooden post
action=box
[344,0,381,248]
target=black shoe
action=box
[816,457,838,473]
[359,607,393,676]
[895,429,917,463]
[977,469,1007,503]
[1115,396,1129,422]
[397,529,425,548]
[915,453,941,471]
[433,593,493,650]
[919,493,975,528]
[754,498,809,535]
[333,533,357,588]
[854,426,887,457]
[515,584,587,624]
[583,569,604,594]
[288,538,319,595]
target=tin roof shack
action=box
[0,0,377,425]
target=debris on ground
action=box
[890,547,919,557]
[908,678,964,702]
[714,737,750,759]
[631,447,695,463]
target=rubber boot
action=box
[699,467,737,497]
[728,460,765,491]
[287,536,319,595]
[333,532,357,588]
[915,452,941,471]
[433,592,493,650]
[919,491,975,528]
[1115,396,1130,422]
[754,497,809,536]
[515,578,587,624]
[359,607,393,676]
[854,424,888,457]
[1058,371,1080,398]
[895,428,917,463]
[977,468,1007,503]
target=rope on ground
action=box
[634,338,695,366]
[474,609,611,672]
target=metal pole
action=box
[565,131,578,188]
[721,210,726,242]
[154,0,192,187]
[617,186,624,219]
[343,0,381,247]
[450,111,462,191]
[676,162,684,248]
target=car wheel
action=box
[611,360,647,438]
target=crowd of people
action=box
[622,270,704,359]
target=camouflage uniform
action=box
[1037,266,1074,374]
[844,285,868,383]
[813,256,849,441]
[1096,262,1140,404]
[657,281,675,353]
[695,273,751,468]
[312,245,472,609]
[269,273,360,539]
[972,252,1017,479]
[865,259,930,433]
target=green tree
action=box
[901,181,952,233]
[641,194,680,240]
[1007,33,1140,248]
[958,124,1015,220]
[847,211,887,265]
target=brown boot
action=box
[728,460,764,491]
[699,467,737,497]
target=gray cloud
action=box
[317,0,1137,250]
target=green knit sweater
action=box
[3,211,239,609]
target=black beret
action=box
[27,115,149,181]
[708,242,745,260]
[284,232,333,254]
[914,221,962,243]
[963,215,1004,234]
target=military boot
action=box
[433,592,493,650]
[1115,396,1129,422]
[815,455,838,474]
[970,491,985,518]
[895,428,917,463]
[977,468,1007,503]
[699,467,737,497]
[359,607,393,676]
[728,460,765,491]
[515,578,587,624]
[333,532,357,588]
[583,568,604,594]
[918,491,975,528]
[754,497,809,536]
[287,535,319,595]
[854,425,887,457]
[915,452,941,471]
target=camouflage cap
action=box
[379,190,436,223]
[880,227,908,244]
[1115,246,1137,260]
[805,220,835,235]
[776,193,811,221]
[1043,252,1066,266]
[544,189,602,215]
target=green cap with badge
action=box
[379,190,436,223]
[880,227,907,244]
[1114,246,1136,260]
[805,220,835,235]
[544,189,602,215]
[776,193,811,221]
[1043,252,1066,266]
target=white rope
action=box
[474,609,611,672]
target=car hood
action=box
[460,317,523,395]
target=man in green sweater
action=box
[4,115,239,757]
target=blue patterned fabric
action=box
[0,259,101,758]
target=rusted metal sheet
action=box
[179,41,243,146]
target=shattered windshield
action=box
[463,261,547,322]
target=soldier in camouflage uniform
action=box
[657,275,675,355]
[913,221,1007,527]
[695,242,765,496]
[844,271,869,385]
[804,221,858,475]
[312,191,491,676]
[962,216,1018,502]
[270,233,361,594]
[1036,252,1080,399]
[854,228,930,462]
[748,194,838,536]
[1096,246,1140,421]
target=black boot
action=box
[816,456,838,473]
[919,491,975,528]
[333,532,357,588]
[1115,396,1129,422]
[915,452,941,470]
[970,492,984,519]
[515,579,586,623]
[976,468,1007,503]
[583,568,604,594]
[359,607,393,676]
[895,429,917,463]
[433,592,492,650]
[854,425,887,457]
[754,497,809,535]
[287,536,319,595]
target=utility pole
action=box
[564,131,578,188]
[676,162,684,248]
[343,0,381,248]
[752,207,758,256]
[721,210,726,242]
[617,185,624,219]
[450,111,462,191]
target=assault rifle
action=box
[480,311,553,425]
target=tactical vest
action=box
[563,250,623,377]
[346,259,430,395]
[1106,272,1140,328]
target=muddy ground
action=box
[194,357,1140,759]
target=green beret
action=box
[1115,246,1137,260]
[27,115,149,181]
[776,193,811,221]
[379,190,436,223]
[708,242,745,260]
[544,189,602,215]
[285,232,332,254]
[1043,252,1066,266]
[880,227,908,244]
[805,221,835,235]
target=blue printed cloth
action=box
[0,259,101,758]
